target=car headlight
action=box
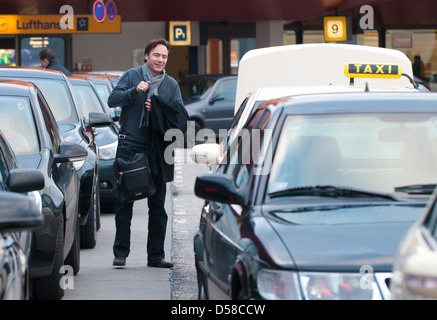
[98,141,118,160]
[257,269,302,300]
[257,269,382,300]
[300,272,382,300]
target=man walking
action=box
[39,47,72,76]
[108,38,188,268]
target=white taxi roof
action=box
[235,43,415,112]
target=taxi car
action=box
[69,76,119,214]
[391,188,437,299]
[194,88,437,300]
[72,73,119,121]
[191,43,425,168]
[192,44,434,300]
[0,67,111,251]
[0,80,88,300]
[0,129,44,300]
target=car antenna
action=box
[364,82,369,92]
[402,73,419,89]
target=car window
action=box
[7,77,79,124]
[213,78,237,102]
[179,78,216,101]
[94,83,111,104]
[0,96,39,155]
[226,108,270,188]
[0,147,8,189]
[267,113,437,196]
[72,84,105,121]
[226,97,265,151]
[37,91,62,153]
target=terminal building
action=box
[0,0,436,89]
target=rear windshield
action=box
[6,77,79,123]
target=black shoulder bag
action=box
[114,104,156,203]
[115,151,156,203]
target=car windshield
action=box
[72,84,105,122]
[12,77,78,123]
[267,113,437,197]
[0,96,39,155]
[178,78,216,102]
[94,83,111,104]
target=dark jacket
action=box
[108,66,189,182]
[46,59,72,76]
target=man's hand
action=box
[136,80,151,93]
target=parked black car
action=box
[194,91,437,300]
[69,76,119,213]
[0,129,45,300]
[0,67,111,249]
[0,80,88,299]
[178,74,237,145]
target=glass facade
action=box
[386,29,437,91]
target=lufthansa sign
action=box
[169,21,191,46]
[344,63,402,79]
[0,14,121,34]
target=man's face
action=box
[145,44,168,77]
[40,58,49,68]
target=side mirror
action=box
[194,173,247,206]
[87,112,112,128]
[54,142,88,163]
[209,94,225,105]
[0,191,43,231]
[7,168,44,193]
[404,251,437,299]
[191,143,221,165]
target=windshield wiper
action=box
[394,184,436,195]
[268,185,398,201]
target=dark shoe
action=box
[147,259,173,268]
[113,257,126,267]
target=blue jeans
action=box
[113,142,168,263]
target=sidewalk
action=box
[63,185,173,300]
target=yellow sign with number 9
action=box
[324,17,347,42]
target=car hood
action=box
[261,202,427,272]
[94,125,118,147]
[58,122,83,144]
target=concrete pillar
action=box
[256,20,283,49]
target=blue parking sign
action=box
[174,25,187,41]
[169,21,191,46]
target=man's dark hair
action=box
[144,38,170,62]
[39,47,56,62]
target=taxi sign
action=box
[345,63,402,79]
